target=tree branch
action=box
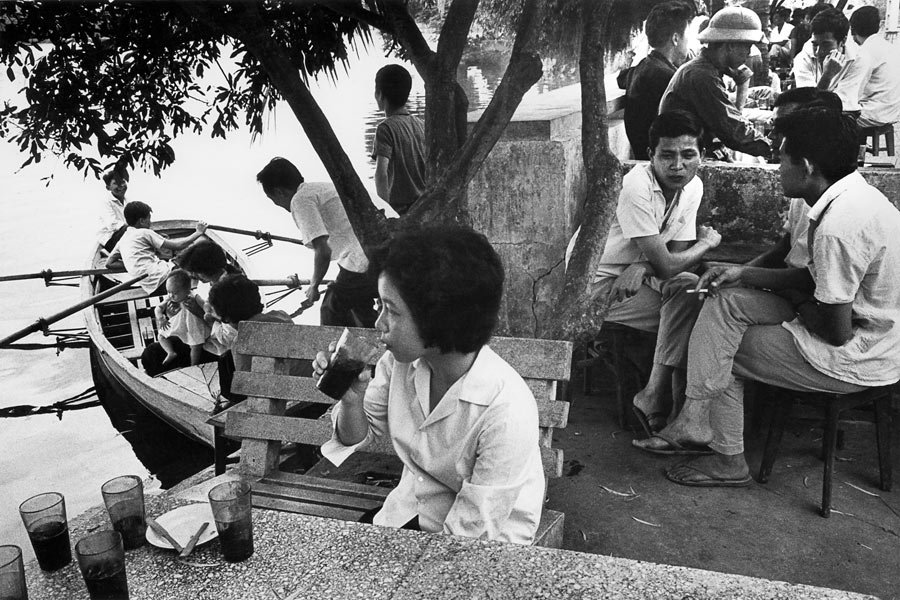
[319,0,395,36]
[433,0,544,192]
[435,0,479,76]
[182,0,392,252]
[543,0,621,342]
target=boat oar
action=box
[0,267,125,284]
[207,224,305,246]
[0,274,147,347]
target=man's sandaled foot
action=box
[632,405,667,438]
[632,431,713,456]
[665,461,753,488]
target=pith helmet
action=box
[698,7,763,43]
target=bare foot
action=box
[666,454,751,487]
[632,418,713,452]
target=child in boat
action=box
[154,269,210,367]
[317,225,545,544]
[105,201,208,294]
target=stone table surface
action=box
[24,473,878,600]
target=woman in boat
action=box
[140,240,238,376]
[207,274,298,375]
[318,225,545,544]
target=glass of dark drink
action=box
[0,545,28,600]
[18,492,71,572]
[208,481,253,562]
[75,531,128,600]
[100,476,147,550]
[316,328,382,400]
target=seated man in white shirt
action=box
[106,201,208,295]
[589,111,721,434]
[850,6,900,130]
[97,168,129,252]
[654,107,900,487]
[791,8,871,118]
[319,226,545,544]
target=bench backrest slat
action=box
[233,322,572,381]
[228,321,572,480]
[231,371,569,430]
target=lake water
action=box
[0,30,576,559]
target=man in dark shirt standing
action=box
[623,2,695,160]
[660,6,771,159]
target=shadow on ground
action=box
[550,363,900,600]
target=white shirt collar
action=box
[410,344,500,409]
[807,171,866,221]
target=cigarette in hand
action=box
[686,288,710,294]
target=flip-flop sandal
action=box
[632,405,667,438]
[665,463,753,488]
[632,432,714,456]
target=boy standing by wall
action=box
[372,64,426,216]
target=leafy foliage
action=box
[0,0,370,178]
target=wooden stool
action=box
[861,123,896,157]
[578,322,655,429]
[757,385,894,518]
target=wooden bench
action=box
[218,321,573,547]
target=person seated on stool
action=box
[581,110,721,434]
[646,107,900,487]
[317,226,545,544]
[791,8,871,120]
[849,6,900,132]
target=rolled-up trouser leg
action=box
[708,324,866,455]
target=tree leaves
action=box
[0,0,370,178]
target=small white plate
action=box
[146,503,218,550]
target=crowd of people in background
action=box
[620,0,900,163]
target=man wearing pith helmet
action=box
[660,6,771,158]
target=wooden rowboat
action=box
[82,220,249,447]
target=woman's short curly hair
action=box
[208,274,263,325]
[371,225,504,354]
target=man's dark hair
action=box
[123,201,152,226]
[775,108,859,182]
[645,1,694,48]
[179,241,238,279]
[811,8,849,42]
[256,157,304,196]
[773,87,842,113]
[648,110,705,153]
[805,3,832,22]
[208,275,263,325]
[371,225,503,354]
[791,7,806,23]
[166,268,192,290]
[850,6,880,38]
[102,168,128,186]
[374,64,413,108]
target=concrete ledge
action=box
[23,470,877,600]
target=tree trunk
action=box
[540,0,621,343]
[183,1,393,253]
